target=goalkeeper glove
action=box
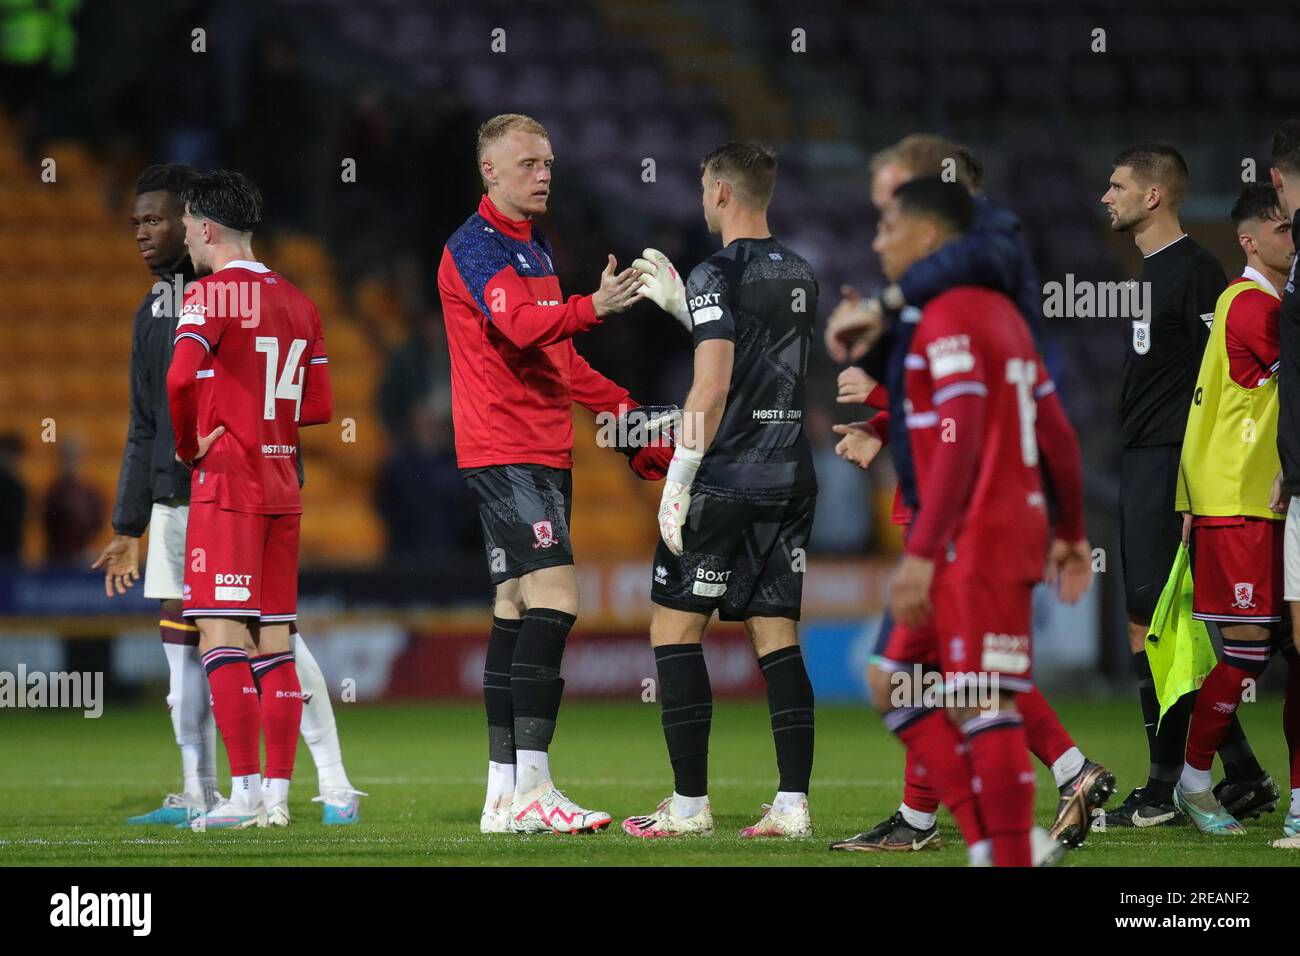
[658,446,703,555]
[632,248,690,331]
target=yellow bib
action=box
[1175,279,1281,520]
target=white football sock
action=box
[671,792,708,818]
[230,774,263,810]
[515,750,550,796]
[262,777,290,807]
[1180,763,1213,794]
[772,791,806,813]
[294,632,354,793]
[484,761,515,811]
[899,802,937,831]
[1290,788,1300,816]
[968,838,993,867]
[163,641,214,803]
[1050,746,1086,789]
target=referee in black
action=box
[1101,143,1271,826]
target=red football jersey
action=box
[167,260,332,514]
[437,195,631,470]
[904,286,1049,581]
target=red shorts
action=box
[182,502,301,623]
[880,568,1035,694]
[1191,517,1284,624]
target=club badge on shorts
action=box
[1132,319,1151,355]
[1232,582,1256,610]
[532,520,554,549]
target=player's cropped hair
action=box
[892,175,975,235]
[1230,183,1283,230]
[181,169,263,234]
[872,134,978,192]
[1111,141,1189,208]
[135,163,198,197]
[1271,119,1300,177]
[476,113,550,185]
[700,141,778,209]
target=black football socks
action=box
[758,645,815,795]
[655,643,713,798]
[511,608,574,752]
[484,616,522,764]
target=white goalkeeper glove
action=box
[658,446,702,555]
[633,247,691,331]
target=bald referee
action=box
[1101,143,1271,827]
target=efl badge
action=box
[532,520,554,549]
[1131,319,1151,355]
[1232,582,1256,610]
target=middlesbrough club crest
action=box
[1232,582,1256,610]
[532,520,554,549]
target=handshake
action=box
[592,248,691,330]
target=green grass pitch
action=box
[3,697,1299,866]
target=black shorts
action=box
[462,464,574,586]
[650,492,815,621]
[1118,444,1182,623]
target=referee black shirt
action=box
[1277,212,1300,495]
[1120,234,1225,448]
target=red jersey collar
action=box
[479,194,532,241]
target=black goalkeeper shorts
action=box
[650,492,815,621]
[462,464,574,585]
[1118,444,1182,624]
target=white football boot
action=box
[510,783,612,834]
[622,795,715,838]
[739,799,813,838]
[186,797,266,831]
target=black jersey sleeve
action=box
[1186,254,1225,345]
[111,301,158,537]
[687,258,735,346]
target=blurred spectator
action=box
[332,90,421,308]
[43,439,104,564]
[377,309,451,439]
[805,405,873,554]
[375,404,478,563]
[239,34,320,231]
[0,433,27,563]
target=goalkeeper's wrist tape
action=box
[666,445,704,485]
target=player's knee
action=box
[519,565,579,616]
[649,608,706,646]
[493,580,525,619]
[744,616,798,658]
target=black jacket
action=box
[110,260,196,536]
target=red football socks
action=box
[252,652,303,781]
[202,646,261,777]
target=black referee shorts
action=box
[462,464,574,586]
[1118,444,1182,624]
[650,492,815,621]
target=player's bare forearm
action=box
[680,383,727,455]
[679,339,734,454]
